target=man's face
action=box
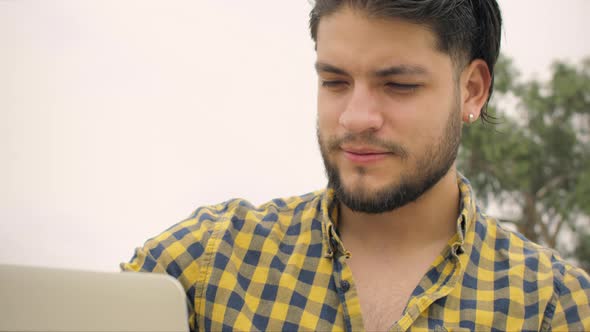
[315,8,463,214]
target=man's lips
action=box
[341,146,391,163]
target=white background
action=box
[1,0,589,272]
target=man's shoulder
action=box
[184,189,326,226]
[121,189,327,273]
[472,212,590,289]
[142,190,326,251]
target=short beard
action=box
[318,100,462,214]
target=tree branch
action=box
[550,216,568,249]
[536,174,569,200]
[538,215,552,247]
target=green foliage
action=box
[458,55,590,268]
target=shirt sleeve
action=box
[120,206,224,332]
[545,264,590,331]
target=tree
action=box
[458,55,590,266]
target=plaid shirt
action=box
[122,175,590,331]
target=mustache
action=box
[324,132,409,159]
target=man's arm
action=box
[121,206,224,332]
[543,263,590,331]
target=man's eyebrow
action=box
[314,62,349,76]
[374,65,430,77]
[315,62,430,77]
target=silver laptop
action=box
[0,264,189,332]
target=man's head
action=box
[311,0,503,118]
[311,1,501,213]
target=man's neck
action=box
[338,169,460,254]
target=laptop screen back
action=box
[0,264,189,332]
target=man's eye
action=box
[385,82,420,92]
[321,80,348,88]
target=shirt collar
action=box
[319,172,479,258]
[320,188,341,258]
[453,173,478,254]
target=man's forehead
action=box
[314,8,447,71]
[315,6,438,45]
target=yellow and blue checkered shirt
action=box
[122,176,590,331]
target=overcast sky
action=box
[1,1,589,271]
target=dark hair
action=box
[309,0,502,124]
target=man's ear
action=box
[460,59,492,123]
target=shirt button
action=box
[341,280,350,292]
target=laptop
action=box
[0,264,190,332]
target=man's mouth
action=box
[341,146,391,163]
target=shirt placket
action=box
[391,244,464,331]
[328,225,365,332]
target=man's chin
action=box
[335,184,406,213]
[339,179,400,198]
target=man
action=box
[122,1,590,331]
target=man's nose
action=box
[338,85,384,134]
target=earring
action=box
[468,114,475,123]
